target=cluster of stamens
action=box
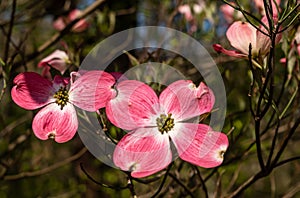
[156,113,175,134]
[53,87,69,110]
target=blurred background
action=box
[0,0,300,197]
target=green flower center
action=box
[53,87,69,110]
[156,113,174,134]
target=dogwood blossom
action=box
[106,80,228,178]
[11,71,115,143]
[38,50,70,79]
[213,16,281,60]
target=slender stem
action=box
[151,164,173,198]
[11,0,106,69]
[80,163,128,190]
[274,156,300,168]
[248,43,265,171]
[127,174,137,198]
[194,166,208,198]
[168,173,195,198]
[266,120,280,168]
[222,0,270,36]
[271,117,300,168]
[3,0,17,64]
[4,148,87,180]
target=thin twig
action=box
[127,174,137,198]
[168,172,195,198]
[194,166,208,198]
[4,147,87,180]
[80,163,128,190]
[151,164,173,198]
[274,156,300,168]
[270,115,300,168]
[3,0,17,64]
[11,0,106,69]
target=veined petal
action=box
[69,70,116,111]
[11,72,55,110]
[113,128,172,178]
[226,21,257,55]
[159,80,215,121]
[174,123,229,168]
[32,103,78,143]
[106,80,159,130]
[169,122,197,156]
[213,44,246,58]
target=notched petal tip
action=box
[177,124,229,168]
[113,132,172,178]
[32,103,78,143]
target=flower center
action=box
[53,87,69,110]
[156,113,174,134]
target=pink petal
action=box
[178,5,193,21]
[220,4,235,23]
[280,58,286,64]
[41,66,52,80]
[69,70,116,111]
[159,80,215,121]
[68,9,89,32]
[106,80,159,130]
[38,50,69,74]
[254,0,280,16]
[213,44,246,58]
[172,123,228,168]
[32,103,78,143]
[256,16,272,56]
[168,123,197,156]
[11,72,55,110]
[53,16,66,31]
[68,9,82,21]
[226,21,257,55]
[113,128,172,178]
[52,75,70,88]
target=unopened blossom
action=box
[213,16,281,60]
[11,71,115,143]
[106,80,228,178]
[53,9,89,33]
[38,50,70,79]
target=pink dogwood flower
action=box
[11,71,115,143]
[38,50,70,79]
[106,80,228,178]
[53,9,89,33]
[213,16,281,61]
